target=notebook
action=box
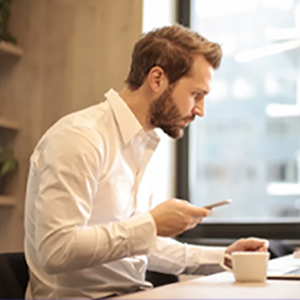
[267,252,300,280]
[268,266,300,280]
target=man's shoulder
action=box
[37,101,112,150]
[50,101,111,133]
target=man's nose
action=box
[192,102,204,117]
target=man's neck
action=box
[118,85,153,131]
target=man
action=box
[24,25,268,299]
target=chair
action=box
[269,240,294,259]
[146,270,179,287]
[0,252,29,299]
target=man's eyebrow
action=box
[193,88,210,94]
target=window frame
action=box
[176,0,300,243]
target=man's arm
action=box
[147,237,269,275]
[32,128,157,274]
[30,127,213,275]
[147,237,225,275]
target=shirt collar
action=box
[105,89,161,145]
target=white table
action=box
[113,255,300,299]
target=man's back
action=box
[24,90,159,299]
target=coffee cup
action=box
[221,251,270,282]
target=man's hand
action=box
[150,199,211,237]
[225,237,269,255]
[223,237,269,268]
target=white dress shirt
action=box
[24,89,225,299]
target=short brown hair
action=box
[125,24,222,90]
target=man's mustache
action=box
[182,115,195,122]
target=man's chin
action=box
[165,128,185,140]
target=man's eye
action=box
[193,92,202,98]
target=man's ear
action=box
[147,66,168,92]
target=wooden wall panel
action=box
[0,0,142,251]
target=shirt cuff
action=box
[126,212,157,255]
[198,246,226,265]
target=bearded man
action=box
[24,25,268,300]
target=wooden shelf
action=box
[0,117,20,131]
[0,40,23,57]
[0,196,17,206]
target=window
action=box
[178,0,300,241]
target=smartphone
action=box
[203,199,232,209]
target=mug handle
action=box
[220,253,233,272]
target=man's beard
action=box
[148,85,186,139]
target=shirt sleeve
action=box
[32,127,157,274]
[147,237,226,275]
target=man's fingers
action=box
[187,221,198,230]
[251,239,269,251]
[192,216,203,223]
[258,243,269,252]
[242,238,269,251]
[188,205,211,218]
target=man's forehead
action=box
[188,65,214,84]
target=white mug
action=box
[222,251,270,282]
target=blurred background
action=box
[0,0,299,253]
